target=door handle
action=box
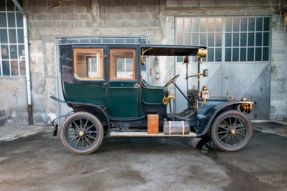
[134,83,140,88]
[103,82,109,87]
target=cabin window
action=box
[73,48,104,80]
[110,49,136,80]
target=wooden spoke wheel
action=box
[211,110,253,152]
[196,137,218,152]
[60,112,104,154]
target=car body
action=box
[52,38,254,154]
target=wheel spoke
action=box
[235,123,244,129]
[230,135,234,145]
[68,133,78,137]
[236,126,246,130]
[83,119,89,129]
[69,135,79,143]
[76,137,82,146]
[220,133,229,141]
[237,132,246,137]
[86,130,97,134]
[218,130,228,134]
[223,120,230,128]
[73,122,80,130]
[229,117,232,127]
[84,136,92,145]
[86,124,95,131]
[226,135,231,144]
[233,118,238,128]
[233,134,241,144]
[82,137,86,147]
[86,134,96,140]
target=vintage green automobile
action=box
[52,39,254,154]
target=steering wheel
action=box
[164,74,180,87]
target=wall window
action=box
[0,0,24,76]
[110,49,135,80]
[176,16,271,62]
[73,48,104,80]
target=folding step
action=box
[109,131,197,138]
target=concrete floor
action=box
[0,125,286,191]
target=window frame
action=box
[109,48,136,81]
[175,16,271,64]
[0,0,25,77]
[73,48,104,81]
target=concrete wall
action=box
[270,15,287,120]
[24,0,167,124]
[1,0,285,126]
[0,77,28,126]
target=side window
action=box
[73,48,104,80]
[110,49,135,80]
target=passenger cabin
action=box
[59,43,205,124]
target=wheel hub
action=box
[230,129,236,135]
[79,130,85,137]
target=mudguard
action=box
[196,101,252,137]
[49,96,111,130]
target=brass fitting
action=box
[201,85,209,105]
[197,48,208,58]
[240,97,253,113]
[162,95,174,105]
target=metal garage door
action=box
[175,16,271,119]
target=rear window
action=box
[73,48,104,80]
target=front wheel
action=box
[60,112,104,154]
[211,110,253,152]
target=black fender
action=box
[69,102,111,132]
[50,96,111,132]
[197,101,244,137]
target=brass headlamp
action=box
[197,48,208,58]
[240,97,253,113]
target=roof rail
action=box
[57,36,149,45]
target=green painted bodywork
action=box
[64,82,106,105]
[142,86,165,104]
[107,81,140,118]
[63,80,166,119]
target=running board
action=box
[109,132,197,138]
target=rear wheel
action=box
[211,110,253,152]
[60,112,104,154]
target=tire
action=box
[195,137,218,152]
[210,110,253,152]
[60,112,104,155]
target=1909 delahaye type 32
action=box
[51,37,254,154]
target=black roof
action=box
[140,44,206,56]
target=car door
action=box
[106,48,141,119]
